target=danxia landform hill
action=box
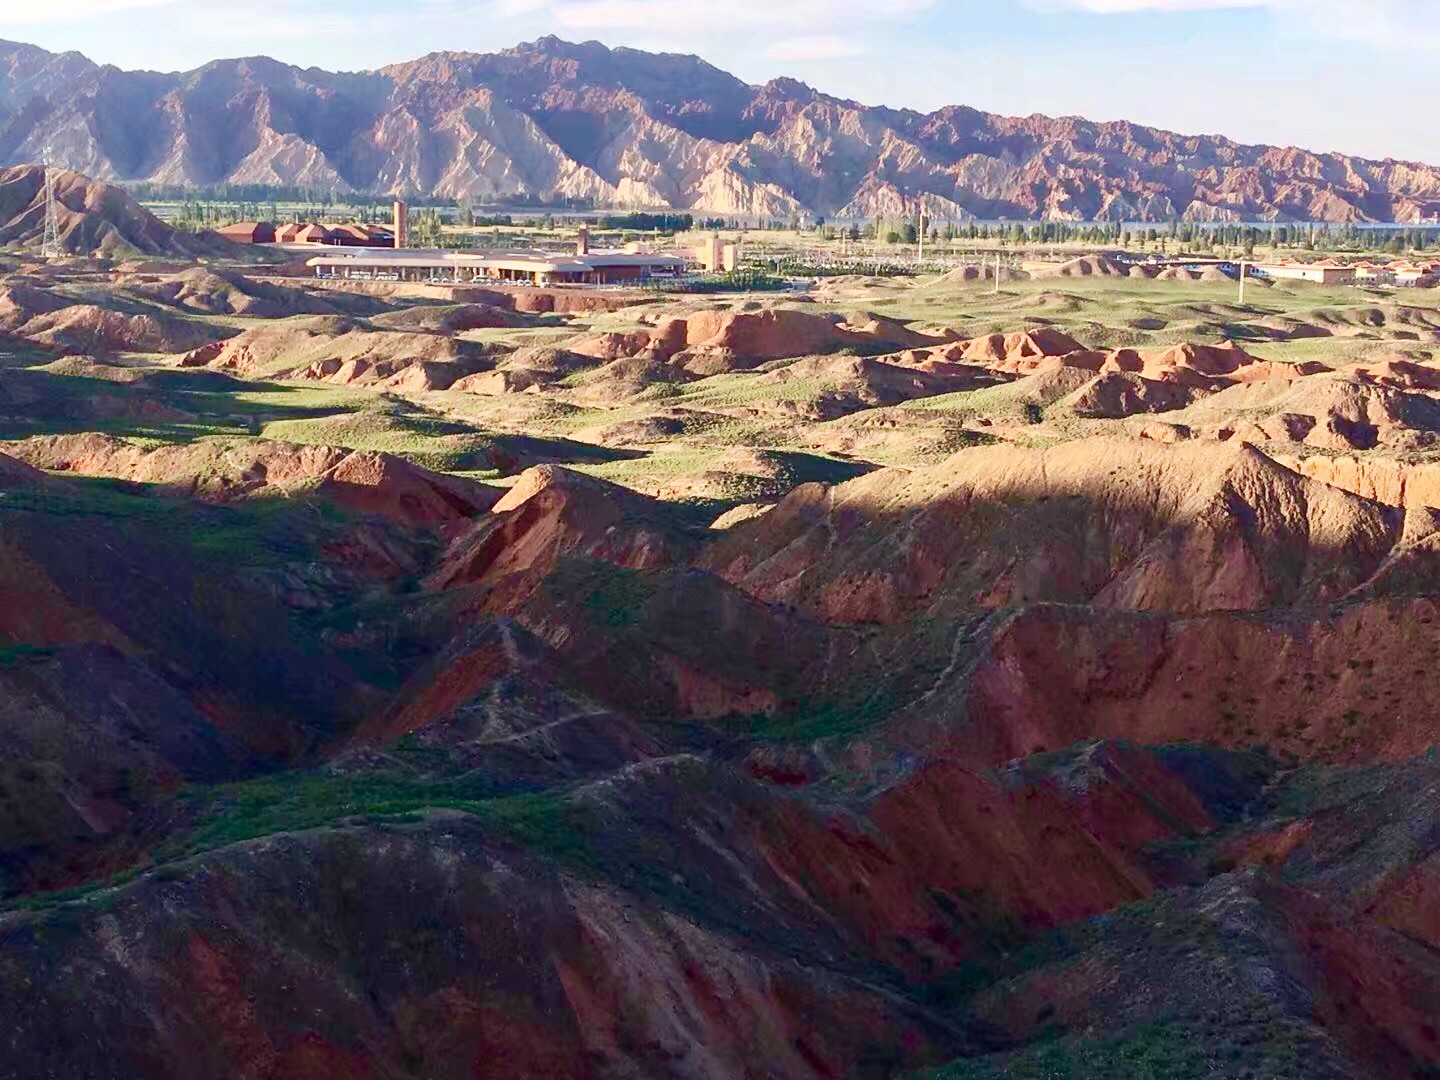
[4,164,1440,1078]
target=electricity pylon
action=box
[40,154,62,259]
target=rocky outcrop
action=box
[1174,374,1440,451]
[1057,371,1199,419]
[1278,452,1440,509]
[570,306,945,372]
[428,465,694,610]
[963,598,1440,765]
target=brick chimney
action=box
[576,225,590,256]
[392,200,408,249]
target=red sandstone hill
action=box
[12,263,1440,1076]
[2,37,1438,221]
[177,316,497,388]
[2,434,498,526]
[0,165,239,256]
[128,267,390,319]
[704,437,1421,622]
[568,306,946,374]
[9,422,1440,1074]
[426,464,698,611]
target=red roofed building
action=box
[217,221,276,244]
[325,223,393,246]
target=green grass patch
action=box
[4,770,595,913]
[729,685,900,745]
[581,565,660,627]
[3,866,143,913]
[0,367,373,445]
[0,474,353,568]
[149,768,594,867]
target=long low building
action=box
[1251,260,1356,285]
[306,247,689,286]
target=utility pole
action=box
[993,251,1001,295]
[1238,259,1247,305]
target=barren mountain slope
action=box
[3,37,1440,220]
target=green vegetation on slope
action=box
[152,767,593,866]
[921,1017,1314,1080]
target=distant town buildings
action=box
[1251,258,1439,288]
[305,248,689,286]
[1390,262,1438,287]
[220,219,394,246]
[215,209,752,288]
[1251,260,1356,285]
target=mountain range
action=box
[3,35,1440,223]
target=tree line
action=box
[817,217,1440,255]
[139,180,1440,256]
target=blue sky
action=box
[2,0,1436,163]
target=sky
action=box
[1,0,1437,163]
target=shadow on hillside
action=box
[0,368,652,477]
[0,474,458,745]
[0,366,350,443]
